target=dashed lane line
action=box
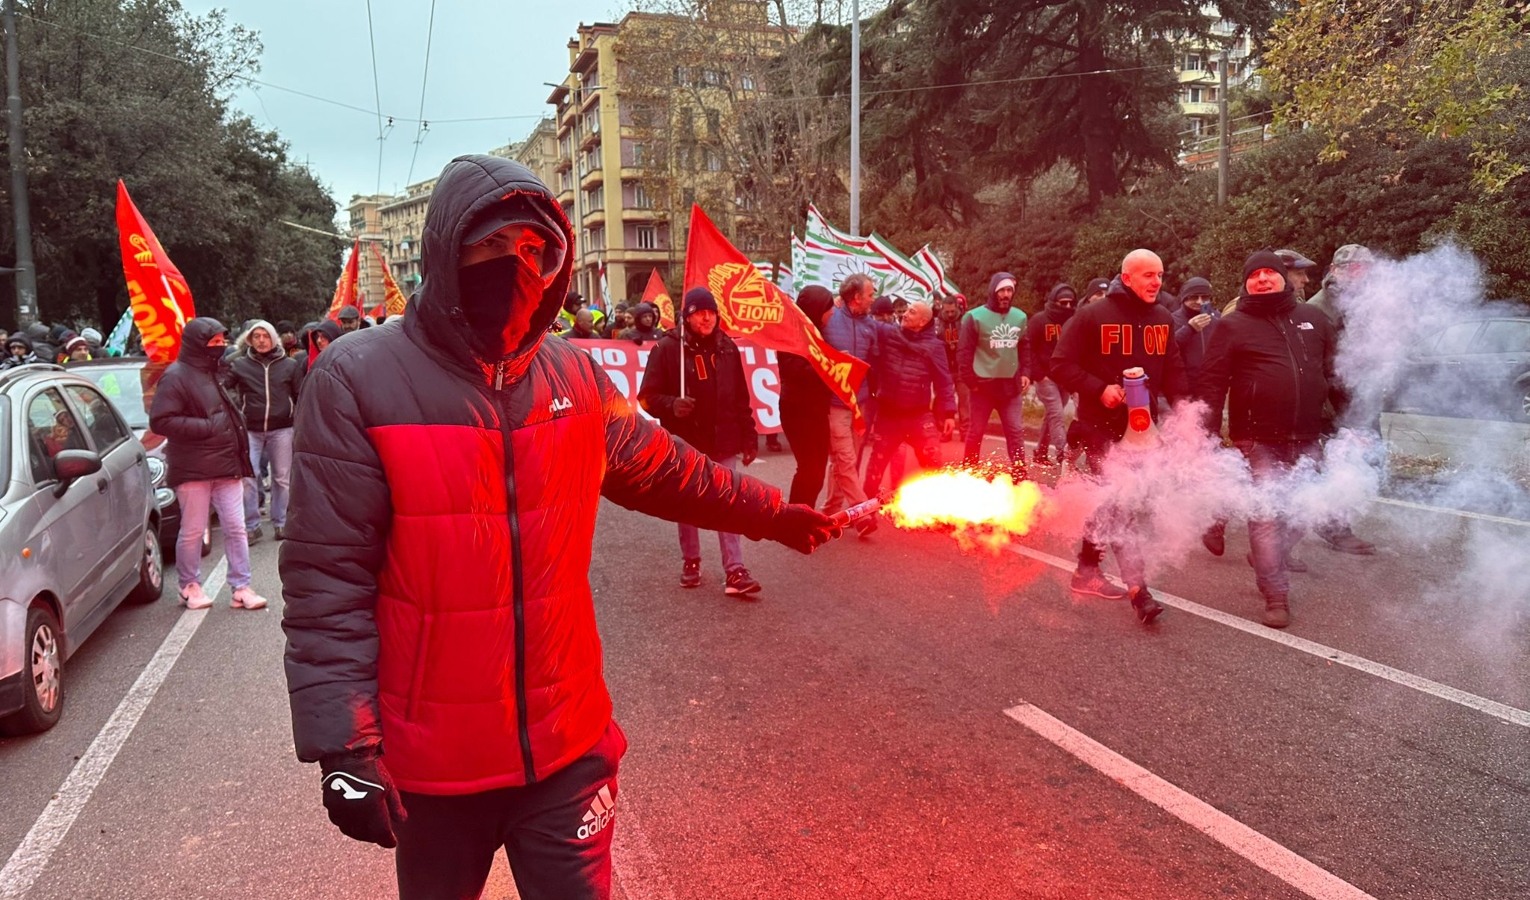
[1371,496,1530,528]
[1005,544,1530,729]
[1005,702,1379,900]
[0,558,227,900]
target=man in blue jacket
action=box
[821,273,881,534]
[863,301,956,497]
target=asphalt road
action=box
[2,436,1527,900]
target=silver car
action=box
[0,364,163,735]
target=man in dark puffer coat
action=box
[279,154,839,900]
[149,317,266,611]
[862,300,956,497]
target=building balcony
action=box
[582,208,607,227]
[621,206,663,221]
[580,166,605,190]
[572,45,599,75]
[1179,68,1216,84]
[557,187,574,205]
[580,128,601,152]
[1180,101,1219,118]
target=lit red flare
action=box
[885,469,1047,551]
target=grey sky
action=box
[179,1,627,213]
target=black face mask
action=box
[457,254,546,360]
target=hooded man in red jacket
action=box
[280,155,839,900]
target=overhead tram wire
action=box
[365,0,389,195]
[404,0,439,189]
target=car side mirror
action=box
[53,449,103,486]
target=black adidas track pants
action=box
[395,720,627,900]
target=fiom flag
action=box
[115,180,195,362]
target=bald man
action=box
[1050,249,1189,624]
[863,301,957,498]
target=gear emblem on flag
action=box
[707,262,785,335]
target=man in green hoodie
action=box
[957,272,1031,478]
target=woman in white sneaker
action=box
[148,317,269,611]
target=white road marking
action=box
[0,559,227,900]
[1371,496,1530,528]
[1005,702,1379,900]
[1006,544,1530,728]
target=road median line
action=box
[1005,544,1530,729]
[1005,702,1378,900]
[0,558,227,900]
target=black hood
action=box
[629,302,661,330]
[1105,275,1155,308]
[1045,283,1077,323]
[178,317,228,372]
[987,272,1017,312]
[24,322,48,342]
[407,154,575,384]
[6,334,33,353]
[796,285,835,331]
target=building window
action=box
[585,187,603,212]
[636,226,657,250]
[631,142,649,167]
[584,109,600,135]
[589,227,605,251]
[632,183,651,208]
[1186,86,1204,103]
[740,73,756,92]
[706,109,721,137]
[703,148,723,172]
[1183,53,1202,71]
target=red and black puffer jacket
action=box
[280,155,783,795]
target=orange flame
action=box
[885,469,1048,552]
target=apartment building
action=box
[376,179,435,295]
[547,4,784,303]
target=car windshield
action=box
[72,363,166,432]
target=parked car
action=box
[0,364,162,735]
[68,358,209,559]
[1390,316,1530,423]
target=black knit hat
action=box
[682,287,717,318]
[1241,250,1290,286]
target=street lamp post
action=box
[849,0,861,236]
[4,0,38,327]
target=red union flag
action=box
[371,242,410,316]
[640,269,675,329]
[115,181,195,362]
[326,240,362,321]
[683,205,868,418]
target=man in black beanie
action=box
[1197,251,1341,629]
[639,286,764,596]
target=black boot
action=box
[1129,586,1164,624]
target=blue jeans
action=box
[678,455,744,572]
[964,383,1027,467]
[175,478,251,590]
[1240,440,1317,599]
[244,428,293,531]
[1033,378,1067,459]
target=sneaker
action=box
[231,586,268,610]
[1129,586,1165,624]
[247,526,264,546]
[680,558,701,589]
[179,582,212,610]
[1070,567,1129,600]
[1201,522,1226,557]
[1284,553,1309,574]
[274,526,286,541]
[1261,597,1290,629]
[1322,529,1376,556]
[724,568,762,597]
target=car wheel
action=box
[1517,380,1530,424]
[128,527,165,604]
[0,605,65,735]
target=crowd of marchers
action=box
[651,242,1380,631]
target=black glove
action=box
[320,752,407,848]
[766,503,841,554]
